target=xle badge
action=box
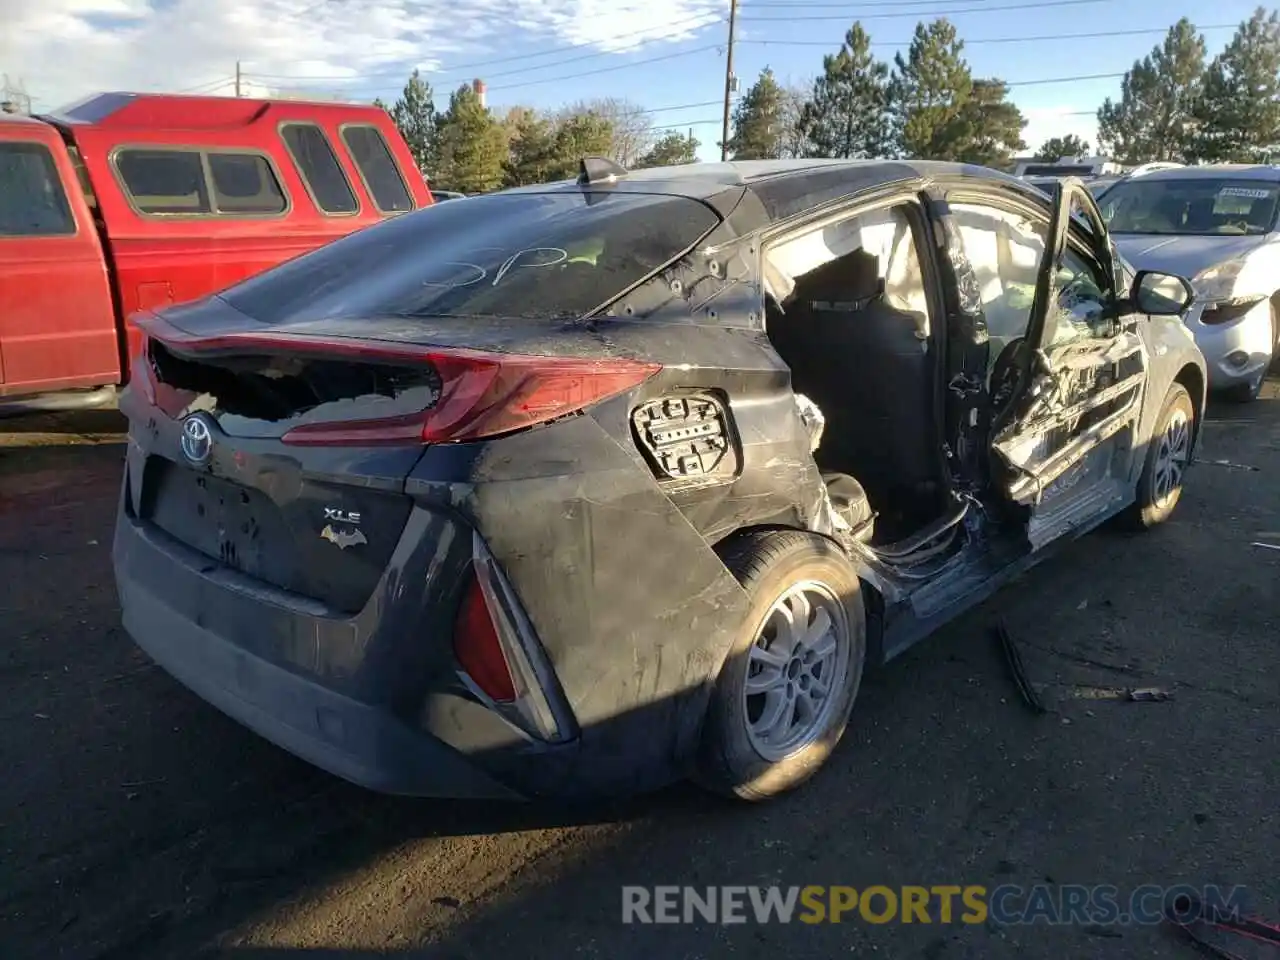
[320,525,367,549]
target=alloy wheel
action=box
[1152,408,1190,509]
[743,580,851,762]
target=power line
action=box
[651,116,724,132]
[173,76,237,94]
[741,22,1238,46]
[740,0,1109,21]
[1006,70,1123,87]
[252,43,725,96]
[744,0,1004,6]
[242,10,725,80]
[485,44,723,92]
[247,22,725,86]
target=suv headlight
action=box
[1201,294,1267,325]
[1192,259,1245,302]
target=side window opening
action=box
[762,204,942,546]
[114,148,288,218]
[208,153,287,215]
[946,201,1114,366]
[340,125,413,214]
[0,141,76,237]
[115,149,210,215]
[280,123,358,215]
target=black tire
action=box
[696,529,866,801]
[1122,383,1195,530]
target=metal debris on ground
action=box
[993,619,1047,715]
[1204,459,1261,471]
[1250,542,1280,552]
[1164,892,1280,959]
[1068,686,1174,702]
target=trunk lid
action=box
[124,295,659,614]
[128,298,445,616]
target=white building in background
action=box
[1012,155,1126,177]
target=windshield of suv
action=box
[220,190,719,324]
[1099,177,1280,236]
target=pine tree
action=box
[1096,18,1207,163]
[950,78,1026,168]
[502,108,559,187]
[888,19,974,160]
[798,24,891,159]
[434,84,506,194]
[548,111,616,180]
[727,68,787,160]
[1035,134,1092,160]
[388,70,437,178]
[1193,8,1280,162]
[636,131,700,167]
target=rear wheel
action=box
[696,530,865,801]
[1123,383,1194,530]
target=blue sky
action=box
[2,0,1267,161]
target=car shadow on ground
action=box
[200,387,1279,959]
[5,387,1278,960]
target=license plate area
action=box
[140,457,306,595]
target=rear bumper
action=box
[114,498,526,800]
[118,566,522,799]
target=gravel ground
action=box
[1,383,1277,960]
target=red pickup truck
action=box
[0,92,432,410]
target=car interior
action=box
[762,205,948,547]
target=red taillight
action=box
[133,314,660,446]
[281,350,660,446]
[454,574,516,703]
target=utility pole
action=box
[1,74,32,115]
[719,0,738,162]
[235,61,242,97]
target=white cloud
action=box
[0,0,724,111]
[1021,106,1101,156]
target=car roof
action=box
[1125,164,1280,183]
[499,158,1026,227]
[39,91,387,128]
[0,112,49,129]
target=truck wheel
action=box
[1122,383,1194,530]
[696,530,865,801]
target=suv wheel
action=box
[696,530,866,801]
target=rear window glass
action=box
[0,141,75,236]
[219,191,719,323]
[340,125,412,213]
[116,149,210,214]
[281,123,358,214]
[208,153,287,214]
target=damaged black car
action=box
[113,158,1207,802]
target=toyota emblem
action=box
[180,413,214,465]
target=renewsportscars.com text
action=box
[621,884,1248,926]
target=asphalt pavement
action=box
[1,383,1277,960]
